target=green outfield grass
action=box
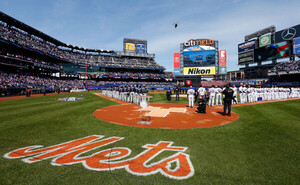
[0,92,299,185]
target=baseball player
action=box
[197,85,205,99]
[215,86,223,105]
[187,86,195,108]
[208,85,216,106]
[232,85,238,104]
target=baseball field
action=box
[0,92,299,184]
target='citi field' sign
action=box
[4,135,194,180]
[184,39,215,47]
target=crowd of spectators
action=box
[0,71,176,91]
[0,50,61,70]
[0,22,164,70]
[269,60,300,73]
[93,71,174,80]
[0,71,90,90]
[201,80,229,87]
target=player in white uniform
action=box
[247,85,253,102]
[232,85,238,104]
[187,86,195,108]
[209,85,216,106]
[197,85,205,99]
[215,86,223,105]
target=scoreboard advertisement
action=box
[294,37,300,55]
[125,43,135,52]
[183,66,215,76]
[136,44,145,54]
[275,24,300,43]
[259,34,271,47]
[219,49,227,75]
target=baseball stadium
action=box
[0,1,300,185]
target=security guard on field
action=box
[222,84,234,116]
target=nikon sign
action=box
[183,67,215,76]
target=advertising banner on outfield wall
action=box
[275,24,300,43]
[219,66,227,75]
[219,50,227,66]
[238,40,256,53]
[174,52,180,67]
[259,34,271,47]
[183,66,215,75]
[238,50,254,64]
[293,37,300,55]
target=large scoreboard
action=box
[181,39,219,76]
[238,24,300,65]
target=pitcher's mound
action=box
[93,103,239,129]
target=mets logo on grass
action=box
[4,135,194,180]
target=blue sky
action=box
[1,0,300,71]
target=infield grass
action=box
[0,92,299,185]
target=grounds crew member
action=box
[222,84,234,116]
[187,86,195,108]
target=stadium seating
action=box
[201,80,229,87]
[0,23,164,70]
[269,60,300,73]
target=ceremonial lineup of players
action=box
[202,85,300,107]
[102,84,148,105]
[102,84,300,109]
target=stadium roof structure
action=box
[244,25,275,41]
[0,11,114,54]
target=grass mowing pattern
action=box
[0,92,299,184]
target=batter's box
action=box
[146,109,169,117]
[139,106,160,111]
[169,108,187,113]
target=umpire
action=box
[222,84,234,116]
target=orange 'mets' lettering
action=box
[4,135,194,180]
